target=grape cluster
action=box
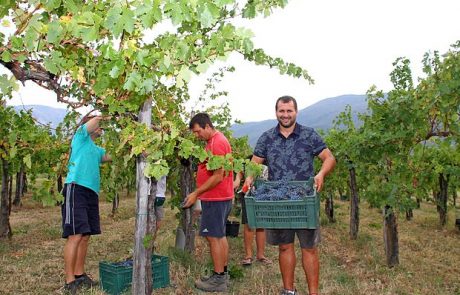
[113,259,134,267]
[253,181,312,201]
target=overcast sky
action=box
[7,0,460,122]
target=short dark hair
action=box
[80,115,96,126]
[275,95,298,111]
[189,112,214,129]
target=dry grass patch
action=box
[0,194,459,295]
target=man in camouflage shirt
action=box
[245,96,336,295]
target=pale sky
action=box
[6,0,460,122]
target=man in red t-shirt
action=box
[183,113,234,292]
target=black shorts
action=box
[61,183,101,238]
[240,193,248,225]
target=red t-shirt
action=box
[196,131,234,201]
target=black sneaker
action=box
[77,273,98,288]
[63,279,82,295]
[280,289,298,295]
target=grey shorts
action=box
[200,200,232,238]
[266,228,321,249]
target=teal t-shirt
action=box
[65,124,106,194]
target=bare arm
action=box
[314,148,336,192]
[233,171,243,191]
[85,116,103,134]
[182,168,225,208]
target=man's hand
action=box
[242,176,254,193]
[233,171,243,191]
[315,148,336,192]
[313,172,325,192]
[102,154,112,162]
[182,191,198,209]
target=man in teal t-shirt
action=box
[61,115,111,294]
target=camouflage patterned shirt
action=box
[253,123,326,181]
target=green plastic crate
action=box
[244,180,320,229]
[99,255,170,295]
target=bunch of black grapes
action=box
[253,181,313,201]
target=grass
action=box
[1,193,459,295]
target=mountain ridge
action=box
[12,104,67,130]
[9,94,368,146]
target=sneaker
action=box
[77,273,98,288]
[63,279,82,295]
[195,273,227,292]
[199,272,229,285]
[280,289,298,295]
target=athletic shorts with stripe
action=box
[61,183,101,238]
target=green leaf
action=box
[109,64,123,78]
[47,20,64,44]
[0,75,18,97]
[151,0,162,22]
[64,0,79,14]
[242,38,254,54]
[23,154,32,169]
[0,0,15,18]
[43,0,62,11]
[141,78,156,94]
[135,49,151,66]
[176,41,190,61]
[207,154,225,170]
[104,5,122,36]
[81,26,99,42]
[121,7,135,34]
[123,71,142,91]
[196,62,210,73]
[178,139,194,159]
[160,55,171,72]
[176,66,192,87]
[214,0,233,7]
[235,27,254,39]
[242,3,256,19]
[143,234,153,249]
[220,24,235,39]
[1,50,12,62]
[164,2,183,25]
[169,125,179,140]
[24,28,39,51]
[196,149,208,163]
[198,2,219,28]
[136,0,162,28]
[9,146,17,158]
[43,51,64,75]
[10,36,23,50]
[144,162,169,180]
[76,12,101,42]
